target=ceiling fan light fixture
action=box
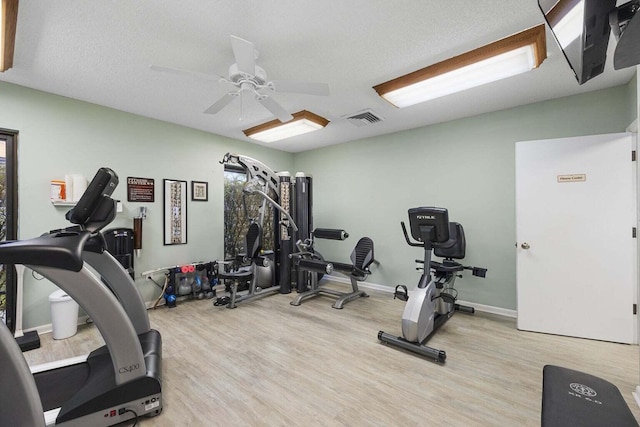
[243,110,329,143]
[373,24,546,108]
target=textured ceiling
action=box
[0,1,635,152]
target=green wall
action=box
[294,83,635,311]
[0,77,635,329]
[0,81,293,329]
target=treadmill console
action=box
[66,168,119,226]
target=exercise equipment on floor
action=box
[541,365,638,427]
[103,227,135,279]
[217,222,276,309]
[218,153,312,308]
[142,261,218,308]
[219,153,377,310]
[290,228,377,309]
[378,206,486,363]
[0,167,163,426]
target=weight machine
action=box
[218,153,311,307]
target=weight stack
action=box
[277,172,293,294]
[295,173,312,292]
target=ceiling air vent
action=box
[344,109,384,127]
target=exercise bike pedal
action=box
[393,285,409,302]
[439,292,457,305]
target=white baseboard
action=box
[455,300,517,318]
[327,275,517,318]
[325,275,395,294]
[24,315,91,337]
[634,386,640,409]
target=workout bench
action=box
[542,365,638,426]
[290,228,377,309]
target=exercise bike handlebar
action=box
[401,221,423,247]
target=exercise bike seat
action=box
[430,259,464,273]
[427,222,466,274]
[434,222,465,259]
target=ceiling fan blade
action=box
[149,65,224,82]
[203,92,238,114]
[270,80,330,96]
[230,35,256,76]
[257,96,294,122]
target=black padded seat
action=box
[352,237,374,268]
[542,365,638,427]
[218,269,252,281]
[330,261,359,274]
[430,259,464,273]
[434,222,465,259]
[218,222,262,283]
[329,237,374,278]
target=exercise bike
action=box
[378,207,487,363]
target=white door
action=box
[516,133,637,344]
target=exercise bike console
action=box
[404,206,450,245]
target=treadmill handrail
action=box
[28,264,146,386]
[83,250,151,334]
[0,231,91,271]
[0,323,45,426]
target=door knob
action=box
[521,242,530,249]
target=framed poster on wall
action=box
[191,181,208,201]
[163,179,187,245]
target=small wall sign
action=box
[127,177,155,202]
[557,174,586,183]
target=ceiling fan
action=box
[150,35,329,123]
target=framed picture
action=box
[191,181,208,202]
[163,179,188,245]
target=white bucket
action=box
[49,289,79,339]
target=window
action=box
[223,166,274,260]
[0,129,17,331]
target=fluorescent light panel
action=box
[374,24,547,108]
[1,0,19,72]
[244,110,329,143]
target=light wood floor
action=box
[24,281,640,426]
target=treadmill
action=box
[0,167,162,426]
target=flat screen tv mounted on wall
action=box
[538,0,640,84]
